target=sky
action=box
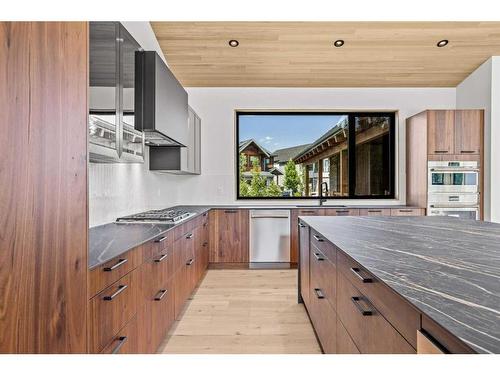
[238,114,346,153]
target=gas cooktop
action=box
[116,208,195,223]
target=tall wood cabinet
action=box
[406,109,484,216]
[0,22,88,353]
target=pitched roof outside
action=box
[239,139,272,157]
[272,143,311,163]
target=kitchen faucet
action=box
[319,182,328,206]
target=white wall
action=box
[456,57,500,222]
[183,87,456,206]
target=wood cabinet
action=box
[454,110,483,155]
[406,109,484,216]
[88,214,209,354]
[0,22,88,353]
[209,209,249,263]
[299,222,421,354]
[427,110,455,155]
[298,222,310,306]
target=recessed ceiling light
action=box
[333,39,345,47]
[437,39,449,47]
[228,39,239,47]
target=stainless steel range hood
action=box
[135,51,187,147]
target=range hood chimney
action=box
[135,51,187,147]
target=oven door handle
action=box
[429,205,479,209]
[429,168,479,173]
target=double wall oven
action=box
[427,161,480,220]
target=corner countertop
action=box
[88,204,419,270]
[299,215,500,354]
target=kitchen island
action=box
[298,216,500,354]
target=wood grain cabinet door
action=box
[427,110,454,155]
[212,209,249,263]
[298,222,310,307]
[454,110,483,155]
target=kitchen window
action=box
[236,111,396,199]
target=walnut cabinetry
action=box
[87,214,209,354]
[300,220,418,354]
[406,109,484,215]
[209,209,249,263]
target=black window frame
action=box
[235,110,396,200]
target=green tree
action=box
[283,159,301,195]
[239,180,250,196]
[249,168,267,197]
[265,180,282,197]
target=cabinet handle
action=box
[203,222,207,227]
[351,296,373,316]
[103,285,128,301]
[202,242,208,247]
[313,234,324,242]
[368,210,382,213]
[350,267,373,283]
[314,288,325,299]
[434,150,448,153]
[336,209,349,213]
[154,253,168,263]
[103,258,128,272]
[185,233,193,239]
[224,210,238,214]
[203,212,208,217]
[155,236,167,243]
[313,252,325,261]
[398,209,413,213]
[460,150,476,154]
[300,210,316,214]
[154,289,168,301]
[186,258,194,266]
[298,223,306,228]
[111,336,128,354]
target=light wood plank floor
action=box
[158,269,321,354]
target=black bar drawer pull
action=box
[313,252,325,261]
[154,289,168,301]
[434,150,448,153]
[185,233,193,239]
[460,150,476,154]
[103,258,128,272]
[336,210,349,213]
[103,285,128,301]
[154,253,168,263]
[224,210,238,214]
[202,241,208,247]
[313,234,324,242]
[186,258,194,266]
[314,288,325,299]
[368,210,382,213]
[111,336,128,354]
[350,267,373,283]
[351,296,373,316]
[155,236,167,243]
[399,209,413,213]
[300,210,316,214]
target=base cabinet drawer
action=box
[390,208,425,216]
[359,208,391,216]
[309,285,337,353]
[337,251,420,347]
[337,272,415,354]
[100,315,139,354]
[336,318,360,354]
[88,271,138,353]
[310,246,337,310]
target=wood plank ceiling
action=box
[151,22,500,87]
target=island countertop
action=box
[298,215,500,354]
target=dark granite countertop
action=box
[88,204,420,270]
[299,215,500,354]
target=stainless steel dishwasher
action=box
[249,210,290,263]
